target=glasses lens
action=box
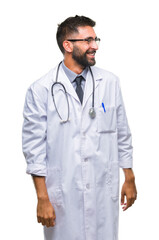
[95,38,101,46]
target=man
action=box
[22,15,137,240]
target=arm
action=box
[22,84,56,227]
[32,176,56,227]
[116,79,137,210]
[121,168,137,211]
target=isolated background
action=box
[0,0,159,239]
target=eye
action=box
[86,37,94,43]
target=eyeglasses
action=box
[67,37,101,45]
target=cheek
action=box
[76,44,89,53]
[83,45,89,52]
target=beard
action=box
[72,46,96,68]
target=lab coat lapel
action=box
[57,66,80,103]
[82,67,102,108]
[52,65,102,105]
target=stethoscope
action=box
[51,61,96,123]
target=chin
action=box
[88,59,96,66]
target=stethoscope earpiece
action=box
[60,119,71,124]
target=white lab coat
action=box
[22,64,133,240]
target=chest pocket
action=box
[97,106,116,133]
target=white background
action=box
[0,0,159,239]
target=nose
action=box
[90,39,99,50]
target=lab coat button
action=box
[86,183,90,189]
[84,158,88,162]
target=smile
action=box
[86,51,96,57]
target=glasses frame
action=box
[67,37,101,44]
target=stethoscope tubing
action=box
[51,61,95,123]
[89,66,95,108]
[51,81,70,122]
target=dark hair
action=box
[56,15,96,53]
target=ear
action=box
[63,40,73,53]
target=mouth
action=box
[86,50,96,58]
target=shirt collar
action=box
[61,61,88,83]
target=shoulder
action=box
[31,66,57,92]
[26,66,57,102]
[91,66,120,83]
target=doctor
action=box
[22,15,137,240]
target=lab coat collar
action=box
[52,64,103,106]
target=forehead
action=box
[74,26,96,38]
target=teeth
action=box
[88,52,95,55]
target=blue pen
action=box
[102,102,106,113]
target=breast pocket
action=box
[97,106,116,133]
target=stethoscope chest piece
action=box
[89,107,96,119]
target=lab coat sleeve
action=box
[116,78,133,168]
[22,83,47,176]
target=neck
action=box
[64,55,85,74]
